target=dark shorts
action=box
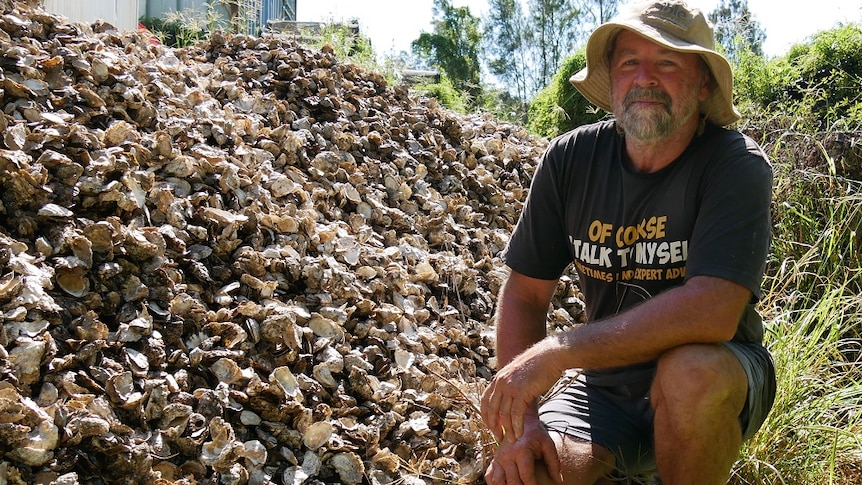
[538,342,776,476]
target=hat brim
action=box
[570,23,740,127]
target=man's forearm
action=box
[538,276,750,372]
[493,271,560,367]
[495,295,549,368]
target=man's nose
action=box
[632,64,659,87]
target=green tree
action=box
[411,0,482,102]
[483,0,618,124]
[528,0,581,88]
[483,0,533,118]
[576,0,619,30]
[708,0,766,63]
[483,0,589,110]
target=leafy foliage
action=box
[772,24,862,131]
[412,74,469,113]
[412,0,482,103]
[708,0,766,64]
[476,86,532,124]
[302,20,377,69]
[731,45,777,109]
[526,49,605,138]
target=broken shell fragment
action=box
[330,452,366,485]
[271,366,303,401]
[302,421,333,450]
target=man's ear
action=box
[698,66,713,103]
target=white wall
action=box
[43,0,141,31]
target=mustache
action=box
[623,88,672,110]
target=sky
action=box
[295,0,861,60]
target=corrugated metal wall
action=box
[43,0,141,31]
[274,0,295,21]
[144,0,209,19]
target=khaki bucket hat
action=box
[569,0,740,127]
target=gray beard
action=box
[619,105,675,141]
[615,87,696,141]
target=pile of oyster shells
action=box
[0,1,585,484]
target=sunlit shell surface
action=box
[0,0,575,483]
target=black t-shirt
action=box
[503,120,773,344]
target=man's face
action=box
[609,30,711,142]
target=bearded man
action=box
[480,2,776,484]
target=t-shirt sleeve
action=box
[685,134,773,300]
[502,136,575,280]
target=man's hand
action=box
[484,414,563,485]
[481,340,564,443]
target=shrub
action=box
[304,20,377,69]
[476,86,530,125]
[412,74,469,113]
[769,23,862,131]
[527,49,606,138]
[733,24,862,179]
[732,45,779,110]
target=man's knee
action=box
[651,344,747,413]
[545,432,617,485]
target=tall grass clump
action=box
[730,117,862,483]
[298,20,377,70]
[141,3,231,47]
[735,276,862,484]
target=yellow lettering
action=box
[615,216,668,247]
[666,267,686,279]
[633,268,664,280]
[645,217,657,239]
[588,220,613,243]
[655,216,667,238]
[616,225,638,247]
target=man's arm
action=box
[494,270,560,367]
[547,274,750,370]
[482,274,751,442]
[484,269,558,441]
[482,270,565,485]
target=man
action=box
[480,1,776,484]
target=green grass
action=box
[735,284,862,484]
[731,117,862,484]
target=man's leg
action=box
[650,344,749,484]
[539,368,660,483]
[534,433,617,485]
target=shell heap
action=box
[0,1,586,484]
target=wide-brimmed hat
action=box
[569,0,740,126]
